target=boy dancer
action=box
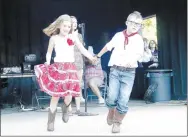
[96,11,144,133]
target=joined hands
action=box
[89,55,98,65]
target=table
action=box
[0,73,35,78]
[0,73,36,111]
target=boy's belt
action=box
[112,65,136,71]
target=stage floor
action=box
[1,100,187,136]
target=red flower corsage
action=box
[67,38,74,46]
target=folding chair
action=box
[87,70,108,102]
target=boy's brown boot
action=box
[112,110,125,133]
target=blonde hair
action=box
[43,14,71,37]
[127,11,143,21]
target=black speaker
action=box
[22,62,34,73]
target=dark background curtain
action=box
[156,0,187,99]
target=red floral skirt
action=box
[34,62,80,97]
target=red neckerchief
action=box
[123,29,138,46]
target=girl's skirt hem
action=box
[34,62,80,97]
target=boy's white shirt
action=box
[106,31,144,68]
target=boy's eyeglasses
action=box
[127,20,143,28]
